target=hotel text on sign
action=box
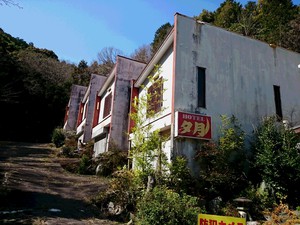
[175,111,212,140]
[198,214,246,225]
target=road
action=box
[0,142,123,225]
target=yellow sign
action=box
[198,214,246,225]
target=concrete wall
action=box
[138,45,174,130]
[63,85,87,131]
[77,74,107,143]
[110,56,146,151]
[133,44,175,165]
[172,14,300,169]
[174,14,300,136]
[92,56,146,156]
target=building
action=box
[76,74,107,144]
[130,13,300,172]
[63,85,87,131]
[91,56,146,156]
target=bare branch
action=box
[0,0,22,8]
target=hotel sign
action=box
[198,214,246,225]
[175,111,212,140]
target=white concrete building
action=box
[63,85,87,131]
[92,56,146,156]
[76,74,107,144]
[131,13,300,171]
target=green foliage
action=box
[95,143,128,177]
[136,186,202,225]
[129,65,168,185]
[256,0,297,45]
[51,128,65,148]
[78,154,91,175]
[213,0,242,29]
[72,60,91,86]
[151,23,172,55]
[92,169,140,221]
[196,115,248,204]
[0,28,74,142]
[282,14,300,53]
[252,116,300,207]
[195,0,299,53]
[168,156,195,194]
[197,9,215,23]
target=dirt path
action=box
[0,142,123,225]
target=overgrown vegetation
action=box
[196,115,249,213]
[51,128,66,148]
[251,116,300,208]
[196,0,300,53]
[94,142,128,177]
[92,112,300,224]
[136,186,202,225]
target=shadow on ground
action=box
[0,142,120,225]
[0,189,101,224]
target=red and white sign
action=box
[175,111,212,140]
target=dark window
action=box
[273,85,282,120]
[147,77,163,115]
[198,67,206,108]
[103,93,112,118]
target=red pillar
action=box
[128,79,139,134]
[93,94,101,128]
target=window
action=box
[147,77,163,115]
[198,67,206,108]
[103,93,112,118]
[273,85,282,120]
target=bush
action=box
[252,116,300,207]
[78,154,92,175]
[136,186,202,225]
[263,202,300,225]
[167,156,196,195]
[51,128,65,148]
[92,169,139,221]
[95,143,128,177]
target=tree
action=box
[213,0,242,30]
[230,1,261,37]
[71,60,91,86]
[195,0,299,51]
[256,0,297,45]
[17,48,73,95]
[129,66,167,185]
[97,47,122,76]
[282,13,300,53]
[130,44,152,63]
[252,116,300,207]
[196,9,215,23]
[196,115,248,209]
[0,0,21,8]
[151,23,172,55]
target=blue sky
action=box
[1,0,299,65]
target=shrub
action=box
[78,154,91,175]
[136,186,202,225]
[95,143,128,177]
[92,169,140,221]
[263,202,300,225]
[252,116,300,207]
[167,156,196,194]
[195,115,248,204]
[51,127,65,148]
